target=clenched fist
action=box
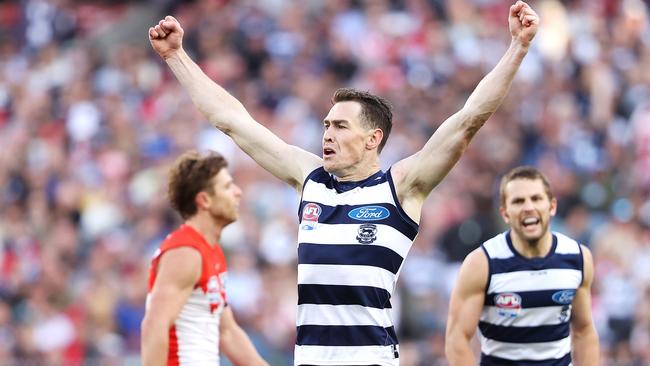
[509,1,539,47]
[148,15,184,60]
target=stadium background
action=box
[0,0,649,364]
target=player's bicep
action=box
[146,247,202,326]
[447,249,489,339]
[393,111,474,200]
[571,245,595,330]
[228,123,322,191]
[570,286,593,332]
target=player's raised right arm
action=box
[149,16,321,191]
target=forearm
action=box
[164,49,251,132]
[461,40,530,124]
[141,322,170,366]
[445,333,477,366]
[221,325,269,366]
[571,328,600,366]
[403,42,530,196]
[163,48,315,188]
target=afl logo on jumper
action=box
[301,203,322,230]
[356,224,378,244]
[348,206,390,221]
[494,293,522,318]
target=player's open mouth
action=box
[521,217,540,227]
[323,148,335,157]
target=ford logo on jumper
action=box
[551,289,576,305]
[348,206,390,221]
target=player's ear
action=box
[500,204,510,224]
[549,197,557,217]
[195,191,210,210]
[366,128,383,151]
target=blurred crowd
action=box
[0,0,649,364]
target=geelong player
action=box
[445,166,600,365]
[148,2,539,365]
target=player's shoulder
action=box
[161,225,203,252]
[388,160,409,181]
[457,248,490,291]
[579,243,593,263]
[463,247,489,268]
[553,231,582,254]
[480,231,510,259]
[156,246,203,286]
[163,226,190,243]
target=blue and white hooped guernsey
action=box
[295,167,419,366]
[478,231,584,366]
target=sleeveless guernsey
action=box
[295,167,419,366]
[479,231,583,366]
[147,224,228,365]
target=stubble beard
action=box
[517,219,550,247]
[210,207,236,227]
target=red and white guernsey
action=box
[147,224,228,365]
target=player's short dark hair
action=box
[499,166,554,207]
[168,150,227,219]
[332,88,393,153]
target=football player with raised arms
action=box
[148,2,540,365]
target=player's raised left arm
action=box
[570,245,600,366]
[392,1,538,218]
[219,306,270,366]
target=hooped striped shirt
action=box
[295,167,419,366]
[478,231,584,366]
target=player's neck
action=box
[334,158,381,182]
[510,231,553,258]
[186,215,223,247]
